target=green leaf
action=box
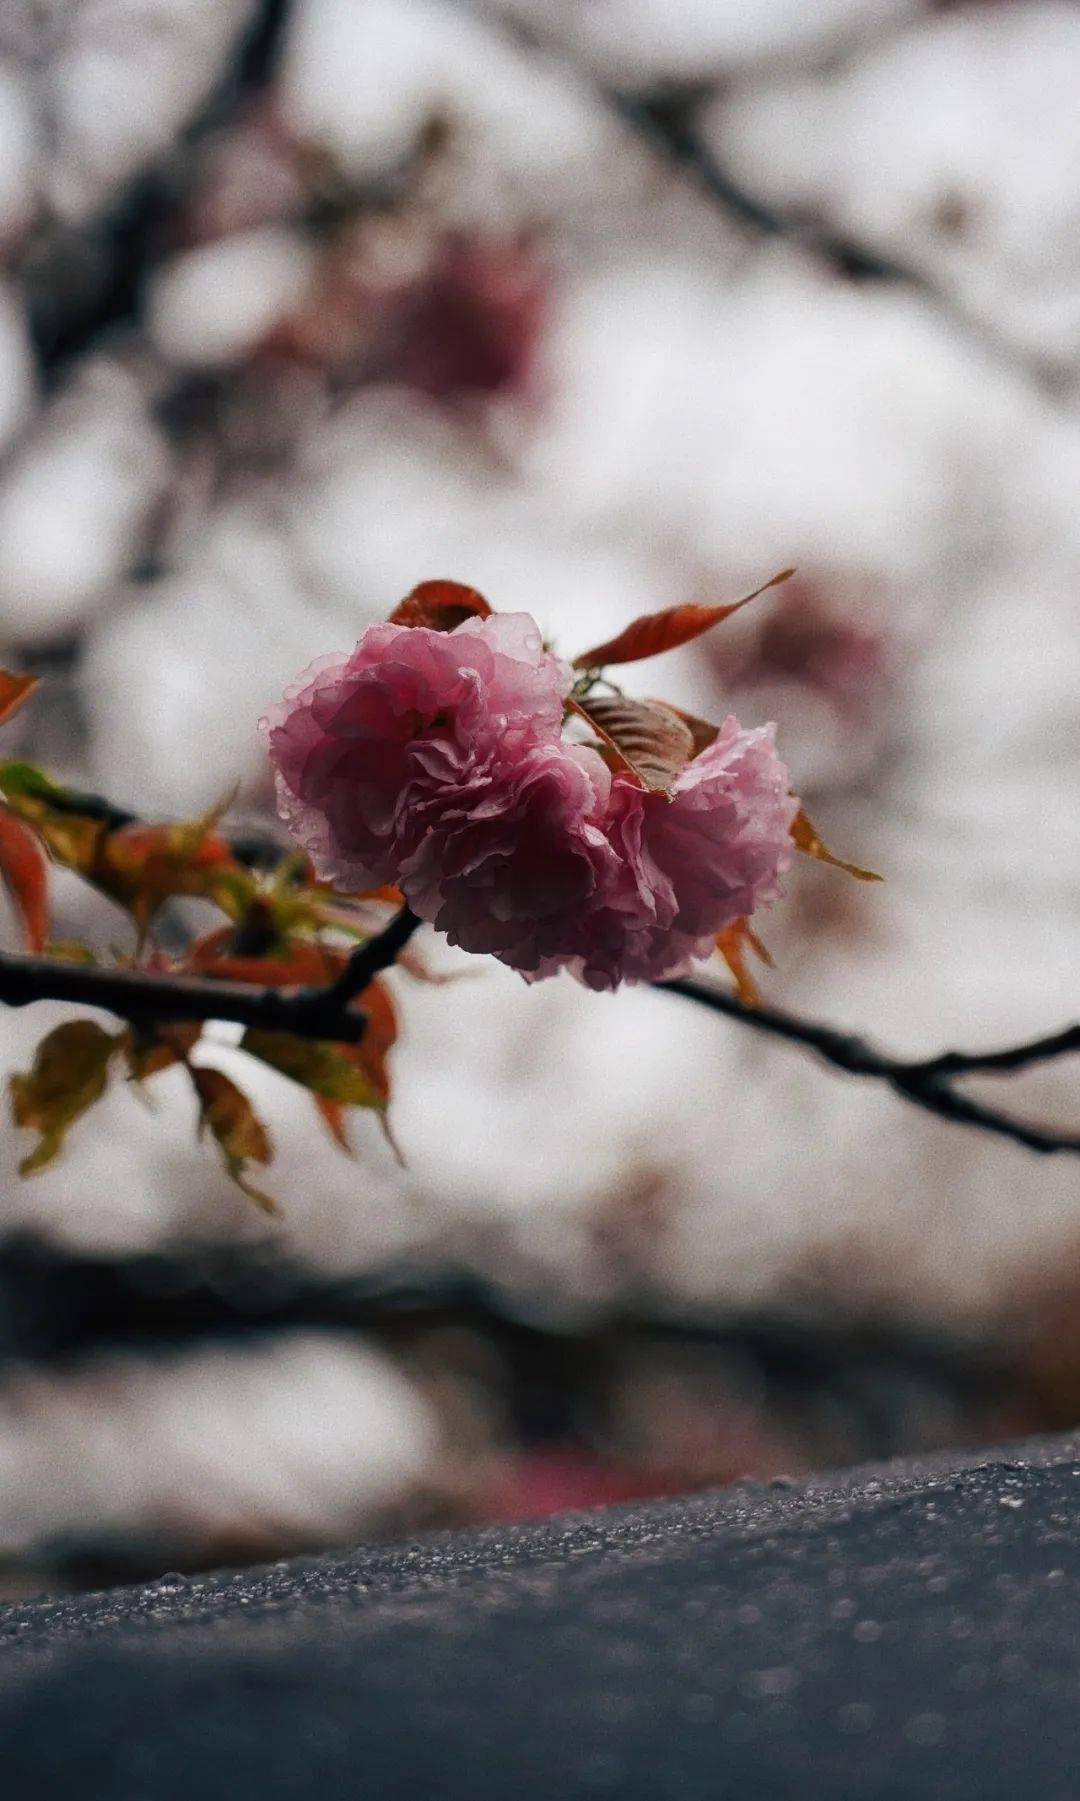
[10,1020,119,1174]
[0,762,105,869]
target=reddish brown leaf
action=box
[191,1064,276,1212]
[0,671,38,726]
[315,1096,353,1153]
[0,808,47,951]
[10,1020,119,1174]
[790,807,881,883]
[125,1021,203,1081]
[186,930,341,988]
[99,814,250,933]
[572,569,794,669]
[353,976,398,1107]
[715,917,775,1009]
[572,694,696,793]
[388,578,492,632]
[667,706,722,758]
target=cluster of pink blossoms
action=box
[261,613,797,990]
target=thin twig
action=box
[0,908,422,1044]
[658,978,1080,1157]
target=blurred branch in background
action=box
[604,88,1068,401]
[0,1234,1022,1587]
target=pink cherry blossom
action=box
[589,719,797,988]
[402,740,620,975]
[520,719,795,992]
[261,612,572,892]
[263,611,797,991]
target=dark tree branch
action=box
[3,888,1080,1152]
[6,772,1080,1153]
[658,978,1080,1157]
[0,908,422,1044]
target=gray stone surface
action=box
[3,1434,1080,1798]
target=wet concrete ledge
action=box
[2,1432,1079,1799]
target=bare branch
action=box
[0,908,421,1044]
[6,769,1080,1154]
[658,978,1080,1157]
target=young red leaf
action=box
[790,807,881,883]
[99,811,251,933]
[353,976,398,1107]
[396,942,477,985]
[0,808,48,951]
[191,1064,276,1213]
[388,578,492,632]
[10,1020,119,1174]
[572,569,794,670]
[186,931,340,988]
[0,767,254,930]
[0,671,38,726]
[572,694,696,793]
[350,883,406,905]
[715,917,775,1009]
[315,1095,353,1153]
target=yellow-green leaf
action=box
[240,1030,385,1109]
[191,1064,276,1213]
[10,1020,119,1174]
[0,763,105,870]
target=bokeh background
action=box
[1,0,1080,1588]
